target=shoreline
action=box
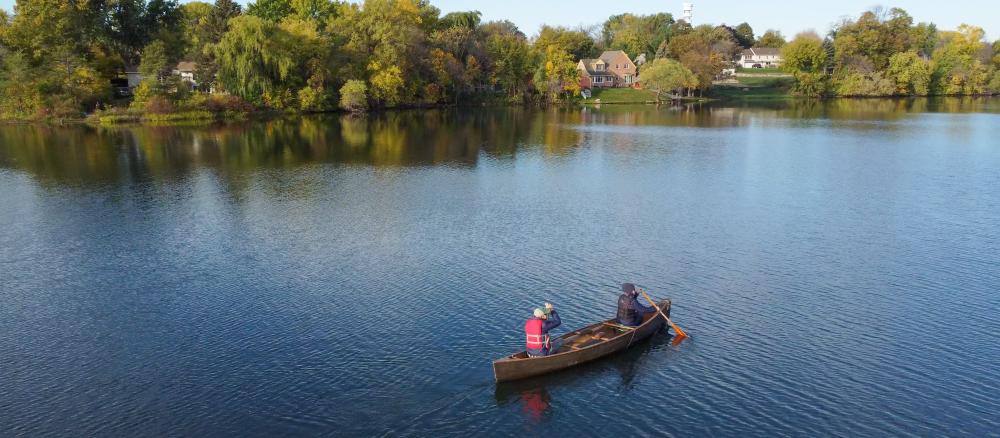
[2,94,997,126]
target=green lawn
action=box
[710,76,795,100]
[737,67,784,74]
[581,88,659,103]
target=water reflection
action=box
[494,328,675,422]
[0,98,996,189]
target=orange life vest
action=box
[525,318,550,350]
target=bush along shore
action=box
[1,0,997,124]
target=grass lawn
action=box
[737,67,784,74]
[581,88,659,103]
[710,76,795,100]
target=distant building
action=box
[125,70,142,88]
[173,61,198,85]
[578,50,638,89]
[739,47,782,68]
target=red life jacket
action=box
[525,318,550,350]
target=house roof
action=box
[579,50,637,75]
[743,47,781,58]
[174,61,197,72]
[598,50,635,65]
[578,59,611,76]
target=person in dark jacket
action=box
[525,303,562,357]
[617,283,656,326]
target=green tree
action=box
[733,22,754,48]
[103,0,183,71]
[601,13,675,59]
[782,32,827,73]
[247,0,293,22]
[339,79,367,112]
[213,15,296,105]
[195,0,242,89]
[484,20,533,97]
[138,40,170,80]
[910,22,938,57]
[782,32,828,96]
[756,30,786,48]
[180,2,213,57]
[638,58,697,101]
[886,51,931,95]
[439,10,481,30]
[989,70,1000,93]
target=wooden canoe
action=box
[493,299,671,382]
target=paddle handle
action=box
[640,289,688,338]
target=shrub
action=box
[203,94,254,113]
[339,80,368,112]
[144,95,175,114]
[297,86,331,112]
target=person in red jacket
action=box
[524,302,562,357]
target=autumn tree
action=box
[832,7,914,72]
[534,25,597,60]
[782,32,827,96]
[663,25,733,93]
[533,45,579,101]
[638,58,697,101]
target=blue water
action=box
[1,99,999,436]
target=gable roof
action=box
[174,61,197,72]
[578,59,612,76]
[743,47,781,58]
[598,50,635,66]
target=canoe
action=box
[493,299,671,382]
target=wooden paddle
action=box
[640,289,688,341]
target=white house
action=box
[739,47,782,68]
[172,61,197,86]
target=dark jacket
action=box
[526,310,561,356]
[617,294,655,326]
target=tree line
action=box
[0,1,997,120]
[780,7,1000,96]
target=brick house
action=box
[578,50,638,89]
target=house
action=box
[578,50,638,89]
[172,61,197,85]
[739,47,782,68]
[126,70,142,88]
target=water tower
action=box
[682,2,694,23]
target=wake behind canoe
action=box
[493,300,671,382]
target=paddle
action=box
[639,288,688,342]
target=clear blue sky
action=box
[0,0,995,41]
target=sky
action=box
[430,0,998,41]
[0,0,995,41]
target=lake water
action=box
[2,98,999,436]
